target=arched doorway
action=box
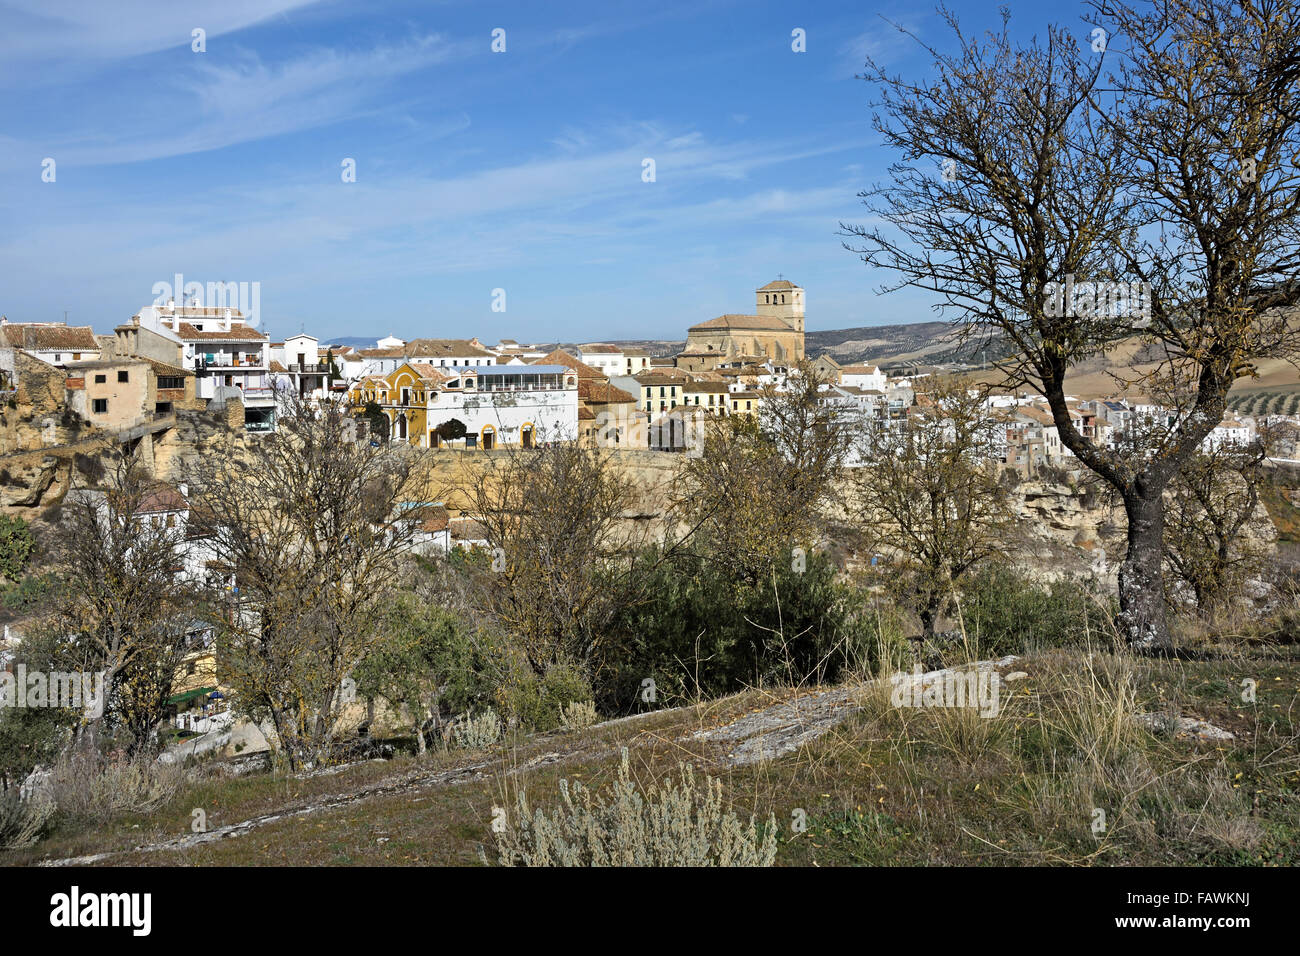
[521,423,534,448]
[482,426,495,450]
[397,414,407,441]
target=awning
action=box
[167,686,217,706]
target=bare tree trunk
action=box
[1118,490,1173,654]
[919,603,938,640]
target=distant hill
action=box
[608,320,1008,369]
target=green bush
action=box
[0,516,34,582]
[844,597,912,677]
[601,545,853,711]
[353,595,486,748]
[957,564,1112,657]
[1,573,61,618]
[493,659,595,733]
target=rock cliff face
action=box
[1012,478,1278,599]
[1014,481,1126,582]
[151,403,251,484]
[0,398,251,516]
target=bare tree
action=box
[675,361,852,579]
[851,379,1012,638]
[469,440,643,676]
[51,447,196,754]
[1164,432,1275,610]
[843,0,1300,650]
[188,390,431,769]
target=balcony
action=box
[194,354,265,371]
[288,363,330,374]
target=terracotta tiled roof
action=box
[841,365,881,375]
[3,323,100,351]
[449,516,488,540]
[1014,406,1056,426]
[405,338,495,358]
[579,380,638,404]
[636,374,686,387]
[135,485,187,514]
[531,349,603,379]
[635,366,690,383]
[757,279,798,291]
[142,358,192,377]
[688,313,796,333]
[176,322,267,342]
[408,503,449,533]
[406,362,455,383]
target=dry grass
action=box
[2,644,1296,867]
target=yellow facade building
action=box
[684,278,806,363]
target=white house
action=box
[353,362,579,449]
[405,338,497,368]
[1203,417,1254,452]
[268,333,331,405]
[840,364,888,392]
[151,300,275,432]
[578,344,626,376]
[1,319,102,367]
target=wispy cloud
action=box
[2,34,468,167]
[0,0,327,70]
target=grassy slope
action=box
[8,644,1298,867]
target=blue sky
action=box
[0,0,1080,344]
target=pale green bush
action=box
[559,700,599,731]
[0,789,53,849]
[49,750,182,820]
[494,748,778,866]
[453,708,502,750]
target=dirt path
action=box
[40,658,1026,865]
[692,656,1021,766]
